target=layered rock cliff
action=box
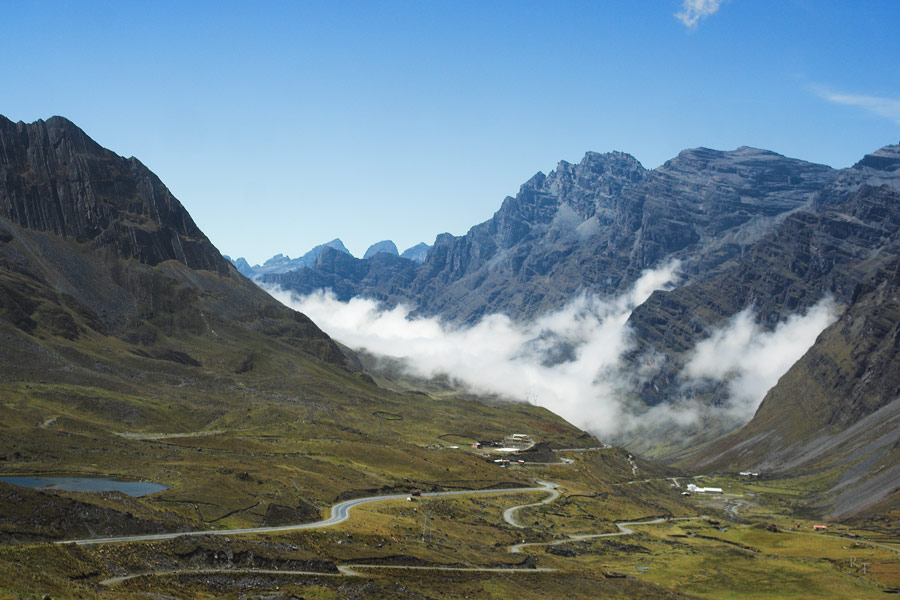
[626,146,900,411]
[266,147,836,323]
[0,116,229,274]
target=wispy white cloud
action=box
[816,88,900,125]
[676,0,726,30]
[683,297,838,420]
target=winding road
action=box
[94,479,694,587]
[509,516,704,554]
[509,518,666,553]
[100,565,557,586]
[503,481,559,528]
[59,445,899,589]
[56,482,559,547]
[90,481,566,587]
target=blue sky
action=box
[3,1,899,263]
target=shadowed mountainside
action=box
[626,178,900,412]
[0,115,346,366]
[694,255,900,520]
[616,148,900,455]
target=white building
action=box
[686,483,723,494]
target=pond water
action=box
[0,476,168,497]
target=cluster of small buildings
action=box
[473,434,530,451]
[474,434,533,468]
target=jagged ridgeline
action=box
[259,148,837,322]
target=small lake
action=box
[0,476,168,497]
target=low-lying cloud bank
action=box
[265,266,838,438]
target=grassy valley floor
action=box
[1,447,898,598]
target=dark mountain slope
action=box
[694,256,900,520]
[0,115,345,366]
[268,147,835,323]
[0,116,227,273]
[626,181,900,412]
[623,146,900,417]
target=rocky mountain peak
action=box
[363,240,399,259]
[815,142,900,208]
[852,142,900,173]
[649,145,835,222]
[3,115,106,160]
[312,243,350,268]
[261,253,291,267]
[519,171,547,192]
[433,232,455,246]
[322,238,350,254]
[263,141,851,326]
[245,238,352,277]
[0,114,347,367]
[224,255,255,278]
[547,151,646,218]
[579,150,645,171]
[400,242,430,263]
[663,146,802,173]
[0,115,229,274]
[492,150,649,241]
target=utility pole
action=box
[422,503,435,544]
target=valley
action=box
[3,439,898,598]
[1,114,899,599]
